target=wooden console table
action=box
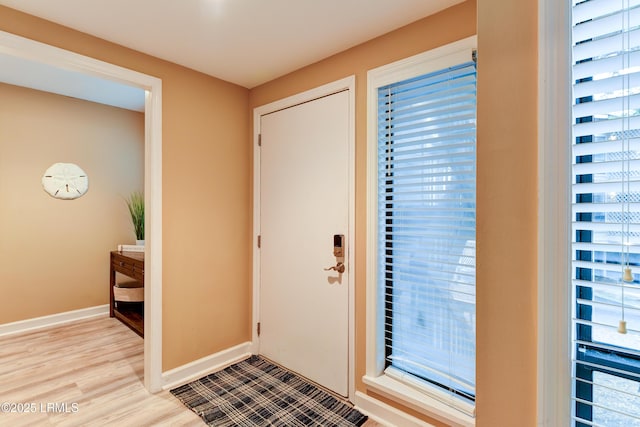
[110,251,144,337]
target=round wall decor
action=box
[42,163,89,200]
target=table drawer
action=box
[111,253,144,282]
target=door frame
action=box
[252,76,356,400]
[0,30,164,393]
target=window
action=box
[571,1,640,425]
[365,37,477,423]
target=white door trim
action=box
[252,76,356,401]
[0,31,164,393]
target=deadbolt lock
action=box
[333,234,344,258]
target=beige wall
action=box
[250,0,538,425]
[0,6,252,371]
[0,83,143,324]
[476,0,538,424]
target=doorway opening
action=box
[0,30,163,392]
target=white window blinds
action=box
[571,0,640,425]
[377,59,477,404]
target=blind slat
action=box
[573,201,640,214]
[572,93,640,120]
[572,181,640,195]
[572,137,640,156]
[573,158,640,175]
[573,114,640,139]
[573,6,640,43]
[572,50,640,81]
[573,28,640,63]
[573,0,640,24]
[573,72,640,100]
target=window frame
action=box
[364,35,477,427]
[537,0,572,425]
[538,0,640,425]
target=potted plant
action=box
[126,191,145,245]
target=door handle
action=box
[324,262,345,273]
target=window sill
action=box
[363,373,475,427]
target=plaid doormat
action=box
[171,355,368,427]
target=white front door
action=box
[258,89,350,397]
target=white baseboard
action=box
[354,391,437,427]
[162,342,252,390]
[0,305,109,337]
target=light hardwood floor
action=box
[0,316,381,426]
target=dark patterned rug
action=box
[171,355,368,427]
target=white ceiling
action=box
[0,0,463,89]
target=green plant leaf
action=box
[126,191,144,240]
